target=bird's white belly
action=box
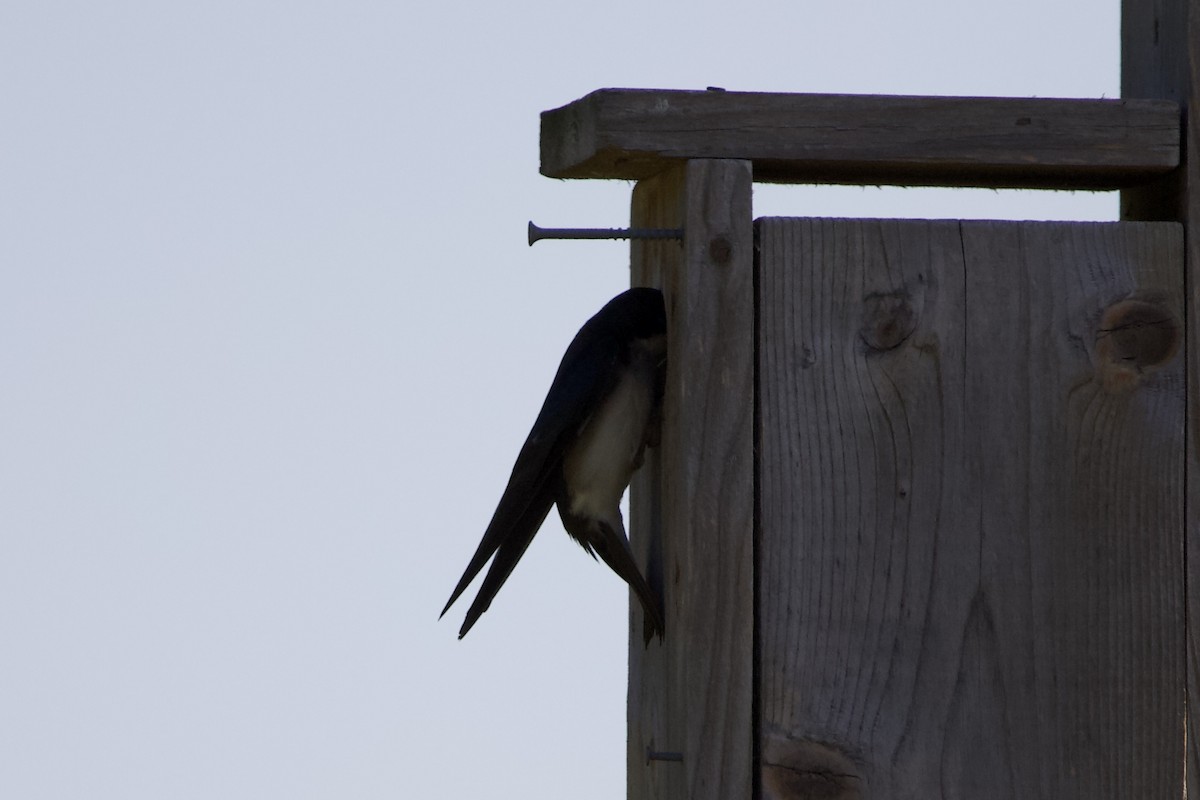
[562,366,655,521]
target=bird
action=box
[441,287,667,644]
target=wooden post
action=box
[627,160,754,800]
[1121,2,1200,795]
[537,31,1194,791]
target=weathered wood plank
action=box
[1121,4,1200,795]
[540,89,1180,189]
[757,218,1184,799]
[627,160,754,800]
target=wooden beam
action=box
[627,160,754,800]
[540,89,1180,190]
[1121,2,1200,797]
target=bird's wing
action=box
[453,490,553,638]
[440,326,624,627]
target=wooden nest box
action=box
[537,5,1199,798]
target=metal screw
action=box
[528,221,684,246]
[646,747,685,764]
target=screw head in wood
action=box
[708,235,733,265]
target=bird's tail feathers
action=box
[591,522,665,645]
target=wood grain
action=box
[627,160,754,800]
[540,89,1180,189]
[757,218,1185,799]
[1121,3,1200,796]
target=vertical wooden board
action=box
[628,160,754,800]
[757,217,971,799]
[1121,3,1200,794]
[628,164,682,800]
[960,222,1185,797]
[757,218,1184,799]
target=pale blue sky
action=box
[2,2,1119,797]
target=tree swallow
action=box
[441,287,667,644]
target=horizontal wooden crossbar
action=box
[540,89,1181,190]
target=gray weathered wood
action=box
[540,89,1179,189]
[627,160,754,800]
[1121,5,1200,795]
[757,218,1185,799]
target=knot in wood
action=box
[1095,298,1180,391]
[761,736,862,800]
[860,291,917,352]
